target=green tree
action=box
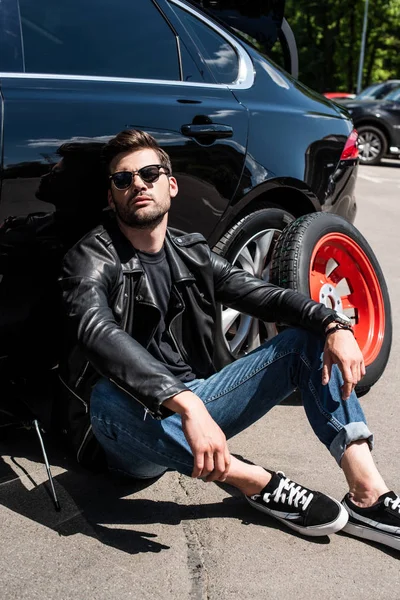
[283,0,400,93]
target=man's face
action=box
[108,148,178,229]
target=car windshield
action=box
[383,87,400,101]
[356,83,385,99]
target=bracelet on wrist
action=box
[325,324,354,337]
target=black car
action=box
[344,87,400,164]
[348,80,400,103]
[0,0,391,399]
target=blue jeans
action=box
[90,328,373,479]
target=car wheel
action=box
[214,205,295,356]
[270,212,392,394]
[357,125,387,165]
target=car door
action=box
[0,0,249,240]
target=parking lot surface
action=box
[1,161,399,600]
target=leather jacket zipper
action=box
[121,273,133,331]
[59,374,88,411]
[110,275,160,421]
[77,424,94,462]
[75,361,90,390]
[168,289,188,363]
[109,377,154,420]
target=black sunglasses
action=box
[109,164,170,190]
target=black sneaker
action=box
[246,471,348,537]
[342,491,400,551]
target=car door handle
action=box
[181,124,233,139]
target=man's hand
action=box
[322,328,366,400]
[164,391,231,481]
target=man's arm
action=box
[210,250,335,332]
[210,250,365,400]
[164,390,231,481]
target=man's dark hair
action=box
[102,129,172,174]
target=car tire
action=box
[214,204,295,356]
[270,212,392,394]
[357,125,387,165]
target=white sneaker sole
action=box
[343,521,400,551]
[247,496,348,537]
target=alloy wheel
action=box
[221,228,281,356]
[358,130,382,163]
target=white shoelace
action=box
[384,495,400,513]
[262,473,314,512]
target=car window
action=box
[381,83,400,99]
[374,84,393,100]
[357,83,387,98]
[172,4,239,84]
[356,83,382,99]
[384,88,400,102]
[18,0,180,80]
[179,41,207,83]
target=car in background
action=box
[324,92,356,100]
[336,80,400,106]
[352,80,400,102]
[0,0,391,399]
[344,87,400,164]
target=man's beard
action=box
[113,193,170,230]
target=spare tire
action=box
[270,212,392,394]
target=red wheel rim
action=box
[309,233,385,365]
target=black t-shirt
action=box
[136,247,195,383]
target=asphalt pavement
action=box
[1,161,399,600]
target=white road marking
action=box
[358,172,400,184]
[358,173,385,183]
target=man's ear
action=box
[108,189,115,210]
[169,176,178,198]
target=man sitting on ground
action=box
[59,129,400,550]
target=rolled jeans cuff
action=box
[330,422,374,466]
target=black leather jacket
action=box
[59,216,335,420]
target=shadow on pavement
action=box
[0,428,172,555]
[375,159,400,168]
[4,430,394,557]
[336,530,400,560]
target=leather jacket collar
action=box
[97,212,196,284]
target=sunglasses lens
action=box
[112,165,168,188]
[112,172,133,189]
[140,166,161,183]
